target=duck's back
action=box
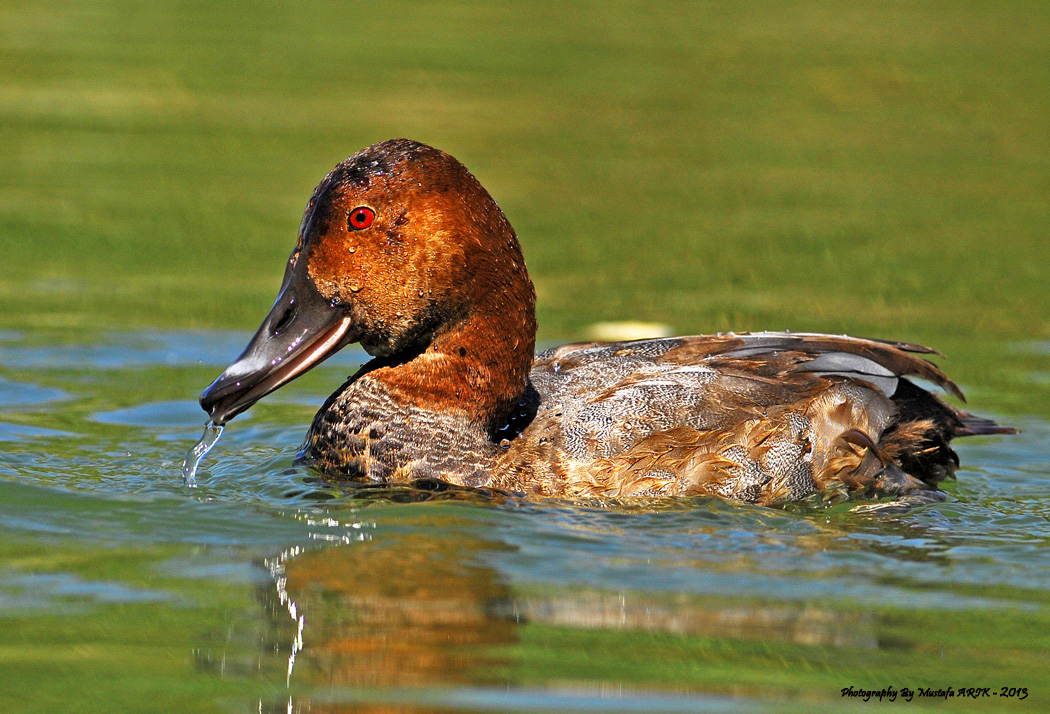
[497,332,1009,503]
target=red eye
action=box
[348,207,375,230]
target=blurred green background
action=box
[3,5,1050,711]
[2,0,1048,411]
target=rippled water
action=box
[1,330,1048,713]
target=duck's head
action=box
[200,139,536,425]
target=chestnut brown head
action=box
[199,139,536,425]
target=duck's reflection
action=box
[241,514,883,714]
[265,531,517,693]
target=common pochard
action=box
[199,139,1013,504]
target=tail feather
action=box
[882,379,1015,488]
[957,413,1018,437]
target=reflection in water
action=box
[247,520,879,712]
[259,531,517,712]
[287,536,515,687]
[507,590,875,650]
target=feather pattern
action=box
[482,332,1010,503]
[305,331,1014,504]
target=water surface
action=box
[1,330,1048,713]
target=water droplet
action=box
[349,281,361,293]
[348,246,356,254]
[499,438,511,449]
[181,421,224,488]
[552,361,561,373]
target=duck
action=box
[199,138,1014,505]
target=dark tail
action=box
[956,413,1018,437]
[881,379,1015,488]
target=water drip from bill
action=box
[181,421,224,487]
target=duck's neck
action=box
[367,273,537,436]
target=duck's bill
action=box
[199,275,355,425]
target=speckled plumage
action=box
[300,330,998,504]
[201,139,1014,506]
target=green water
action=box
[0,330,1048,713]
[3,0,1050,711]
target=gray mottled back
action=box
[492,332,960,501]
